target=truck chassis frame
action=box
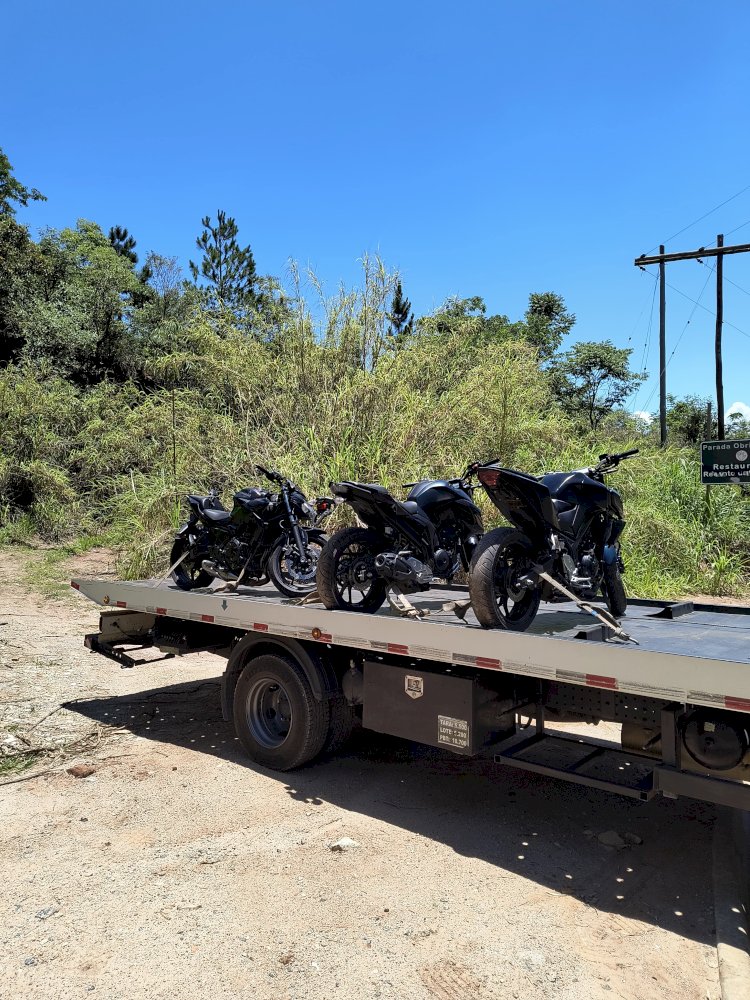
[72,577,750,809]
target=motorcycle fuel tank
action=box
[406,480,483,530]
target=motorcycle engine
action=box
[211,538,252,575]
[563,547,601,597]
[374,551,433,587]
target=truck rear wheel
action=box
[324,693,356,754]
[232,653,330,770]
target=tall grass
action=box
[1,278,748,599]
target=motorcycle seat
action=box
[203,508,232,523]
[364,487,421,517]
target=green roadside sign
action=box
[701,439,750,485]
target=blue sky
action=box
[3,1,750,418]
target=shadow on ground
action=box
[69,674,717,947]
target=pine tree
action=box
[108,225,138,264]
[388,280,414,347]
[189,210,259,316]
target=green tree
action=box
[662,394,713,444]
[728,407,750,438]
[419,296,515,345]
[189,210,259,318]
[524,291,575,360]
[0,217,37,364]
[11,220,145,383]
[551,340,646,430]
[0,147,46,217]
[387,280,414,346]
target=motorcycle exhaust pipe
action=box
[201,560,238,582]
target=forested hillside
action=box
[1,148,748,597]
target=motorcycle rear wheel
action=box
[316,527,387,613]
[170,536,213,591]
[469,527,541,631]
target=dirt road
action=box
[0,548,721,999]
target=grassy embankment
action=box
[1,324,747,600]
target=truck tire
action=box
[324,693,356,754]
[232,653,330,770]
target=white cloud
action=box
[633,410,654,425]
[727,400,750,422]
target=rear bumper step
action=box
[495,731,750,809]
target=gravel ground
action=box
[0,548,722,1000]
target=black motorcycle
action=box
[316,463,486,613]
[469,449,638,631]
[170,465,334,598]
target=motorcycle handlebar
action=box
[594,448,640,473]
[255,464,284,484]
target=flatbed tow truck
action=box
[72,576,750,810]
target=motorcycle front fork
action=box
[289,520,310,566]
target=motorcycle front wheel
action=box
[316,527,387,613]
[601,560,627,617]
[268,532,328,598]
[170,535,213,591]
[469,527,541,630]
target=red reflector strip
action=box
[475,656,501,670]
[253,623,268,632]
[156,607,167,616]
[387,643,409,655]
[725,696,750,712]
[201,614,214,623]
[586,674,618,690]
[70,581,80,590]
[115,601,127,608]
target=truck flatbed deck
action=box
[72,576,750,809]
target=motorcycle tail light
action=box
[477,467,500,488]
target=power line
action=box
[726,217,750,238]
[628,274,659,416]
[640,267,750,340]
[698,257,750,299]
[640,274,659,371]
[643,182,750,256]
[638,268,713,414]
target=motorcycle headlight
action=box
[301,502,315,519]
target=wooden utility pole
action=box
[659,245,667,446]
[634,238,750,447]
[715,234,724,439]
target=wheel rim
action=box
[276,540,324,593]
[335,539,379,607]
[177,541,206,585]
[493,544,538,624]
[245,676,292,748]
